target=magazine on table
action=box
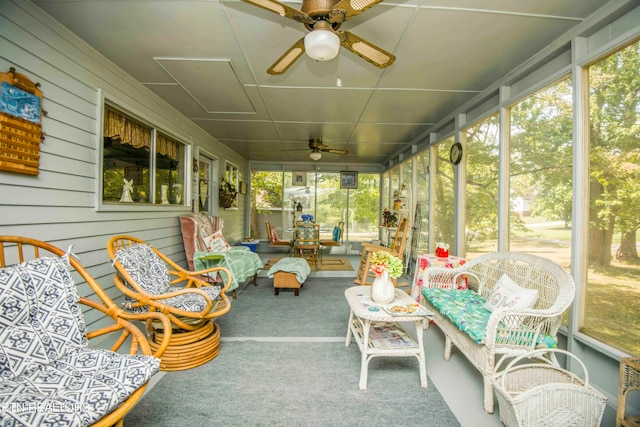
[369,324,416,349]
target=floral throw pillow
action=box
[482,273,538,312]
[203,230,229,253]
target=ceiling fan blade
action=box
[329,0,384,22]
[339,31,396,69]
[321,148,349,155]
[267,37,305,75]
[239,0,314,24]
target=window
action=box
[198,156,213,212]
[433,137,455,247]
[415,149,430,255]
[584,39,640,355]
[508,77,573,267]
[224,162,239,209]
[102,105,187,206]
[465,114,500,259]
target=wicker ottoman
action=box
[268,257,310,296]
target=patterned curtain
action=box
[103,108,150,151]
[156,133,179,161]
[104,108,179,160]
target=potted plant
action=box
[219,178,237,208]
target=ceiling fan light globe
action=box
[304,29,340,61]
[309,151,322,161]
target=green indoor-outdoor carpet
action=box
[125,277,460,426]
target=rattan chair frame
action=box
[107,235,232,371]
[107,235,232,330]
[0,235,171,427]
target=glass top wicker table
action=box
[344,286,432,390]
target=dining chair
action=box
[265,221,293,255]
[319,221,344,262]
[294,223,320,267]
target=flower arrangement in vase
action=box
[369,251,403,304]
[435,242,450,258]
[370,251,403,278]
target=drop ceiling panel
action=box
[361,90,477,124]
[192,119,280,142]
[275,123,356,144]
[381,8,582,91]
[425,0,609,18]
[350,123,432,144]
[155,58,254,114]
[262,87,373,123]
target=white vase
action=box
[161,184,170,204]
[371,270,395,304]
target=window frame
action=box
[96,92,192,212]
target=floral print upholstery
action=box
[422,288,556,348]
[0,256,160,427]
[115,243,221,314]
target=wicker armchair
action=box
[0,235,171,427]
[107,235,232,371]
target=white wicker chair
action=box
[417,252,576,413]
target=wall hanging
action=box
[0,68,45,176]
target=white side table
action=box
[345,286,432,390]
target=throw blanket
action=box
[194,247,263,292]
[267,257,310,283]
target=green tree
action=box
[589,41,640,265]
[250,171,283,238]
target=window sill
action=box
[97,201,191,212]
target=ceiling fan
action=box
[240,0,396,75]
[288,138,348,161]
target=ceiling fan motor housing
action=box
[302,0,338,18]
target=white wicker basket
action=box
[492,349,607,427]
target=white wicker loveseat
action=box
[415,252,575,414]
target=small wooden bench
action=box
[268,257,310,296]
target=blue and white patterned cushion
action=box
[0,255,160,427]
[115,243,222,314]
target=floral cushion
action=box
[0,256,160,427]
[422,288,556,348]
[115,243,222,314]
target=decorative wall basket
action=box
[0,68,45,176]
[219,193,236,209]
